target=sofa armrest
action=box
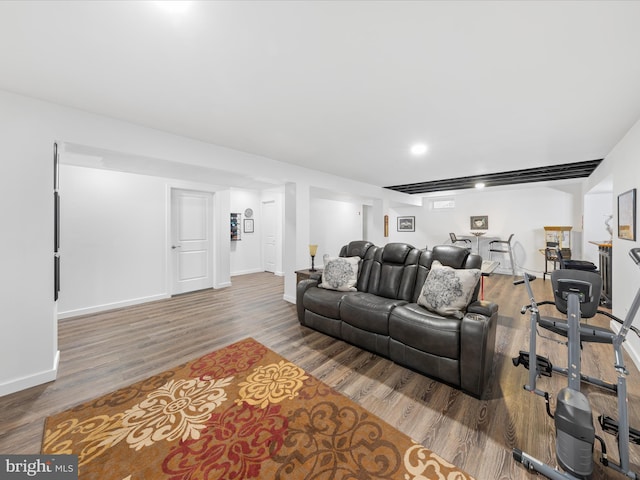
[296,278,319,324]
[309,271,322,282]
[459,303,499,398]
[467,300,499,318]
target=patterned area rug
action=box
[42,338,474,479]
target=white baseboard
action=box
[58,294,169,320]
[214,282,232,289]
[0,350,59,397]
[231,268,266,276]
[283,294,296,304]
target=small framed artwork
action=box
[618,188,636,241]
[397,216,415,232]
[470,215,488,230]
[244,218,254,233]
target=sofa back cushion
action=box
[339,240,374,258]
[365,243,420,300]
[338,240,377,292]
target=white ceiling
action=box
[1,1,640,189]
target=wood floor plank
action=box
[0,271,638,479]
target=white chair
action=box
[489,234,516,275]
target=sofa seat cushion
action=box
[303,287,351,320]
[389,303,460,359]
[340,293,407,335]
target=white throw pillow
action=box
[318,255,360,292]
[417,260,481,319]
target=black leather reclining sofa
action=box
[296,240,499,398]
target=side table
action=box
[295,268,323,283]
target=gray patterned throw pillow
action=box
[318,255,360,292]
[417,260,481,319]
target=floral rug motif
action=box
[42,338,474,479]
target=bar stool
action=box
[543,241,560,280]
[449,232,471,250]
[489,233,516,275]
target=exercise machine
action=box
[512,248,640,479]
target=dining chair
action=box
[449,232,472,250]
[489,233,516,275]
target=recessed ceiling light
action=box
[153,1,191,14]
[410,143,428,156]
[475,182,486,189]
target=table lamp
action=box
[309,244,318,271]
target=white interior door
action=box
[171,189,213,294]
[262,200,276,273]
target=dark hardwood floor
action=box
[1,272,638,479]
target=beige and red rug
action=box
[43,338,473,479]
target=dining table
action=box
[470,230,486,255]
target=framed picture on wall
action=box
[244,218,254,233]
[397,216,415,232]
[618,188,636,241]
[470,215,489,230]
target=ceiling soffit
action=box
[384,159,603,195]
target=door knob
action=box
[171,245,181,249]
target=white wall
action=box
[0,93,58,395]
[58,165,236,318]
[607,117,640,365]
[230,188,263,275]
[389,185,578,275]
[58,166,168,316]
[311,198,363,265]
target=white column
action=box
[214,189,231,288]
[283,182,311,303]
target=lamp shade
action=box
[309,244,318,256]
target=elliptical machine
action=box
[512,248,640,479]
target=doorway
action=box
[170,189,214,294]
